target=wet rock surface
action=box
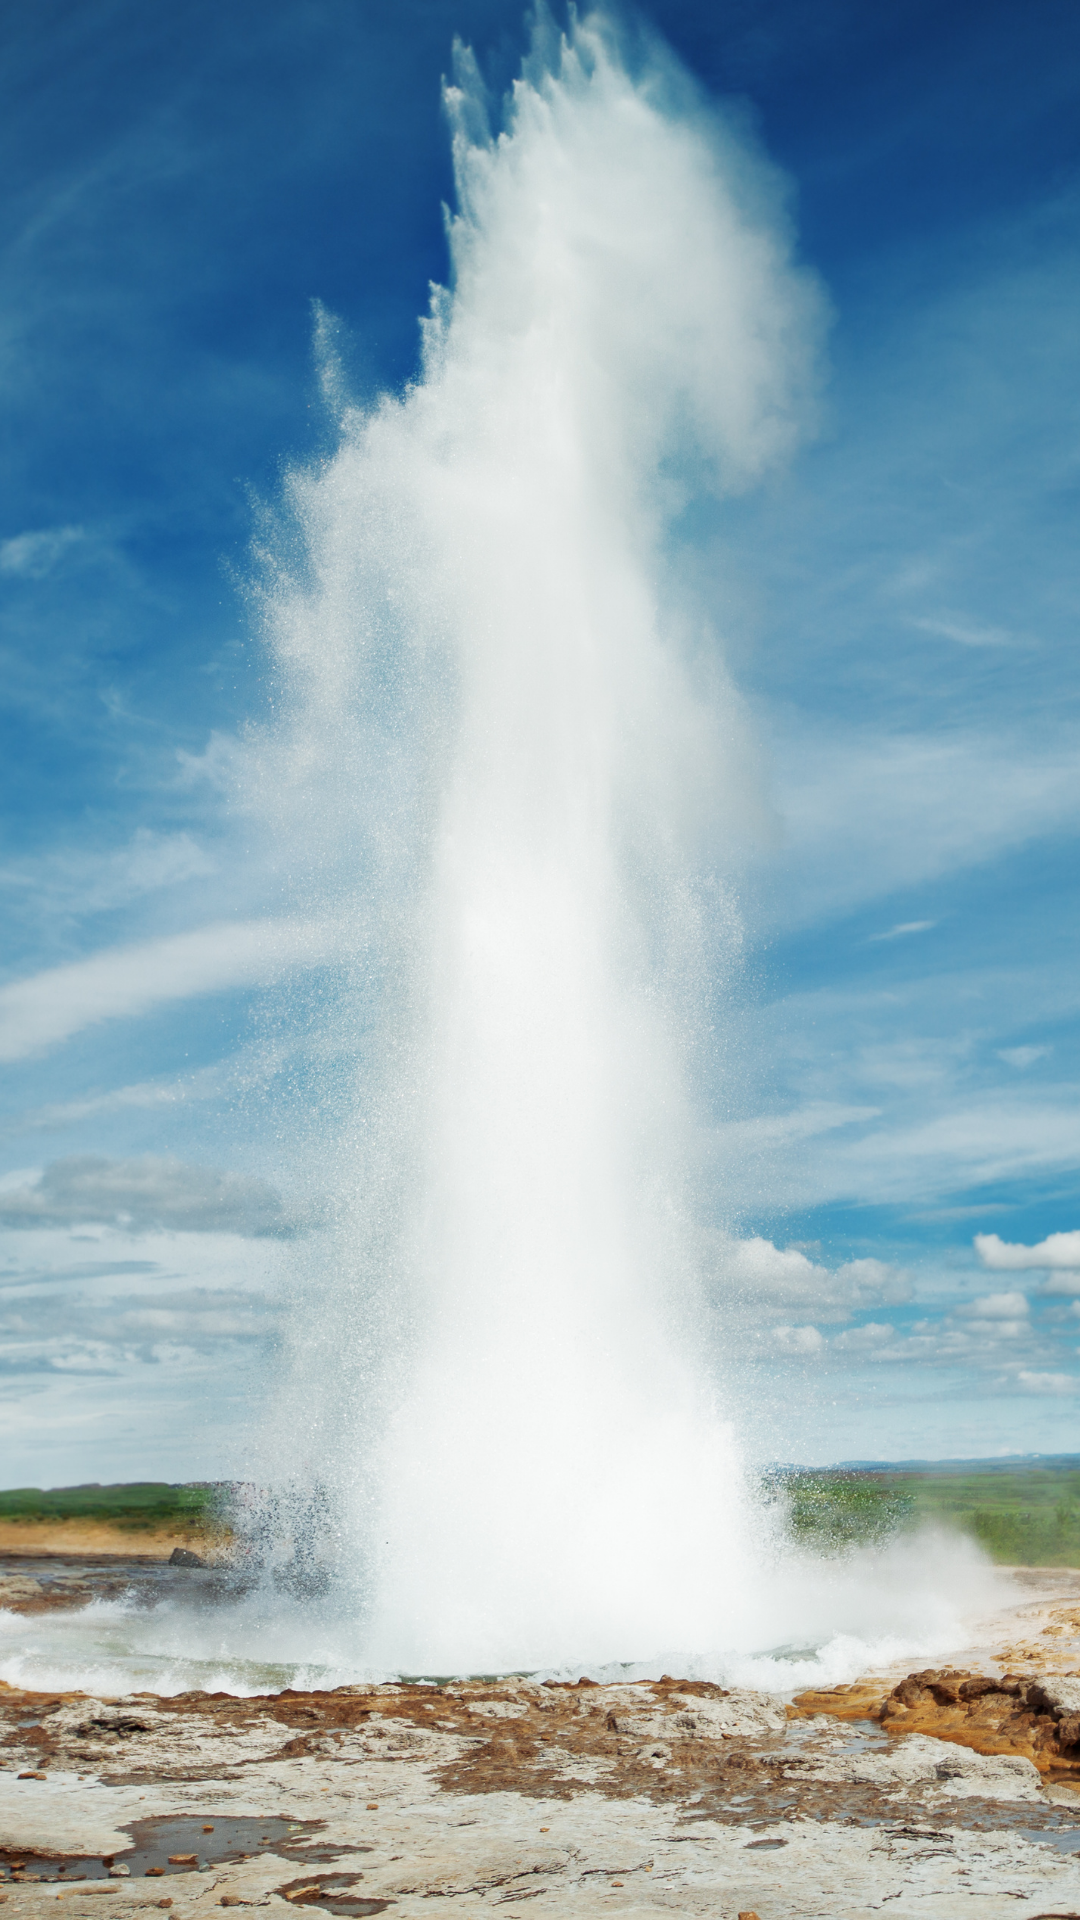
[2,1568,1080,1914]
[0,1555,227,1619]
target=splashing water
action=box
[1,10,1008,1695]
[253,8,822,1674]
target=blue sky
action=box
[1,0,1079,1482]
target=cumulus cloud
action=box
[975,1230,1080,1271]
[1017,1370,1077,1397]
[0,915,342,1060]
[772,1324,824,1354]
[832,1322,896,1352]
[0,1156,293,1236]
[959,1291,1029,1319]
[716,1234,911,1322]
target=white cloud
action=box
[763,721,1080,932]
[975,1230,1080,1272]
[0,830,217,927]
[911,614,1015,648]
[0,525,86,578]
[831,1321,895,1351]
[997,1046,1049,1069]
[715,1234,910,1322]
[0,915,342,1060]
[869,919,936,942]
[959,1290,1029,1319]
[712,1101,880,1161]
[0,1155,293,1236]
[772,1324,824,1354]
[1017,1370,1077,1397]
[0,1223,292,1481]
[800,1101,1080,1209]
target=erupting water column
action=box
[258,12,823,1674]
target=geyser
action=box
[255,9,820,1668]
[228,9,997,1684]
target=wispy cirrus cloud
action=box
[0,829,216,920]
[763,723,1080,932]
[0,916,343,1060]
[869,919,936,943]
[0,525,88,578]
[998,1046,1050,1069]
[909,614,1016,649]
[783,1098,1080,1209]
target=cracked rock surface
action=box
[1,1670,1079,1917]
[2,1569,1080,1915]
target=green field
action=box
[3,1462,1079,1564]
[772,1456,1080,1565]
[0,1482,224,1535]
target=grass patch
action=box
[767,1471,914,1551]
[7,1460,1080,1565]
[769,1457,1080,1565]
[0,1482,227,1535]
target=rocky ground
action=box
[2,1562,1080,1917]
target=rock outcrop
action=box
[792,1666,1080,1775]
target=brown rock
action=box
[793,1666,1080,1776]
[787,1678,890,1722]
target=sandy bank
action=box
[0,1524,225,1560]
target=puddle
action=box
[276,1873,389,1916]
[0,1816,344,1883]
[836,1720,891,1753]
[1021,1825,1080,1855]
